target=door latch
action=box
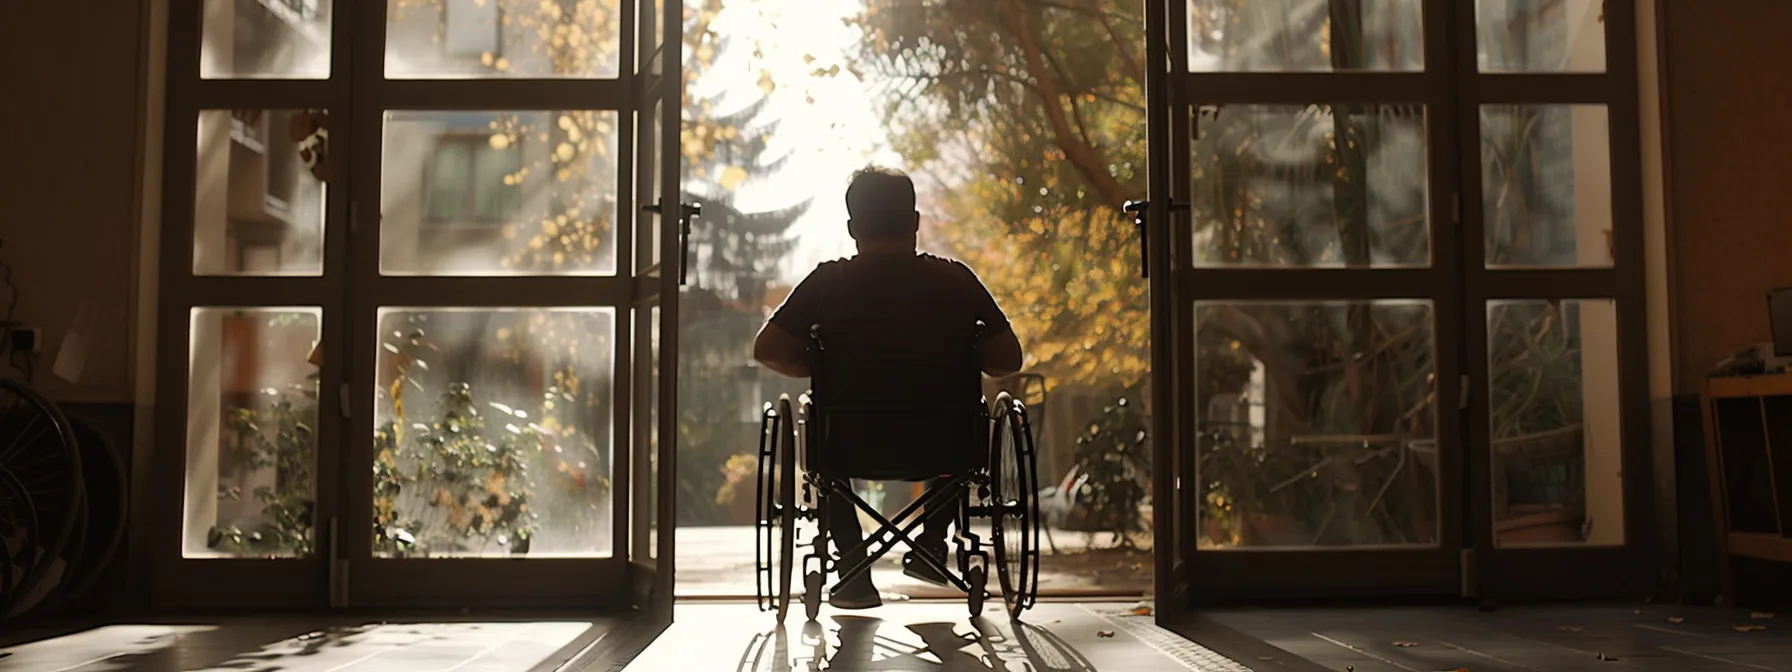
[1123,200,1186,279]
[642,200,701,285]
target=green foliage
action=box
[1065,396,1150,547]
[208,380,319,557]
[372,379,541,557]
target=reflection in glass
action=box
[1487,300,1623,547]
[1481,105,1611,268]
[1186,0,1423,71]
[195,110,328,275]
[184,308,321,558]
[380,111,620,276]
[386,0,624,79]
[1476,0,1606,72]
[1194,301,1438,548]
[1191,105,1430,267]
[372,308,616,558]
[201,0,332,79]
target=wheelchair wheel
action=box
[0,379,83,621]
[754,398,797,622]
[988,393,1041,621]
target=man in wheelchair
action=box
[752,166,1024,610]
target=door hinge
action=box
[339,382,351,419]
[1459,374,1471,410]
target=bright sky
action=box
[698,0,901,284]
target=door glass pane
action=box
[380,111,620,276]
[184,307,322,558]
[386,0,624,78]
[1186,0,1423,71]
[649,305,660,560]
[1487,299,1623,547]
[1476,0,1606,72]
[195,110,328,276]
[1191,105,1430,268]
[372,308,617,558]
[1480,105,1611,268]
[1194,301,1439,549]
[201,0,332,79]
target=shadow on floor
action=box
[735,616,1096,671]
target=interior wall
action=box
[1663,0,1792,389]
[0,0,149,404]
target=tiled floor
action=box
[620,602,1248,671]
[675,525,1154,598]
[0,604,1238,672]
[1193,603,1792,672]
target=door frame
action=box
[1144,0,1656,606]
[144,0,684,612]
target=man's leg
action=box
[903,476,955,586]
[825,479,881,609]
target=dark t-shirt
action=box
[768,252,1012,358]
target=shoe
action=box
[827,581,883,610]
[902,542,953,587]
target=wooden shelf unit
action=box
[1702,372,1792,601]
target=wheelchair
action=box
[753,325,1042,623]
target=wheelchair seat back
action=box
[806,326,988,481]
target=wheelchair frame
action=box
[755,382,1042,623]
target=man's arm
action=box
[752,322,812,378]
[753,267,825,378]
[979,327,1023,377]
[959,262,1024,377]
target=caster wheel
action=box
[803,570,824,622]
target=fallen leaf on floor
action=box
[1751,612,1775,620]
[1096,630,1115,638]
[1131,606,1153,616]
[1344,666,1354,672]
[1668,617,1684,623]
[1557,626,1584,632]
[1733,625,1766,632]
[1598,653,1620,662]
[1393,641,1418,647]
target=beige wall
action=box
[1662,0,1792,393]
[0,0,149,404]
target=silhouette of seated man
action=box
[752,166,1025,610]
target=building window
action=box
[425,136,522,223]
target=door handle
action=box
[1123,200,1187,279]
[1123,200,1149,278]
[642,200,702,285]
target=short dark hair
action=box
[845,165,917,240]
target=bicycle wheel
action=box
[0,379,82,620]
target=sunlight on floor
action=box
[627,603,1243,671]
[0,621,596,672]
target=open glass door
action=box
[1148,0,1469,602]
[629,0,687,620]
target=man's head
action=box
[845,165,919,246]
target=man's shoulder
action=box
[916,252,974,274]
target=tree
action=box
[674,34,808,527]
